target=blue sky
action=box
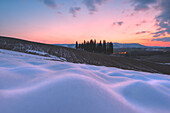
[0,0,169,46]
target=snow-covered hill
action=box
[0,49,170,113]
[1,36,170,74]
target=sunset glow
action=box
[0,0,169,46]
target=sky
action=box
[0,0,169,46]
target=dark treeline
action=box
[76,39,113,54]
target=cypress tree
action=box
[103,40,106,53]
[90,39,94,52]
[77,39,112,54]
[84,40,86,50]
[86,41,90,51]
[99,40,102,53]
[78,43,81,48]
[76,41,78,49]
[111,42,113,54]
[108,42,113,54]
[106,42,109,54]
[94,39,96,52]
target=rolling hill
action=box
[0,36,170,75]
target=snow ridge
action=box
[0,49,170,113]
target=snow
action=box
[0,49,65,61]
[0,49,170,113]
[26,49,48,55]
[159,63,170,65]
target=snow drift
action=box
[0,49,170,113]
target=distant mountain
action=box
[147,46,167,48]
[113,43,146,48]
[54,43,147,49]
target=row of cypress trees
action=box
[76,39,113,54]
